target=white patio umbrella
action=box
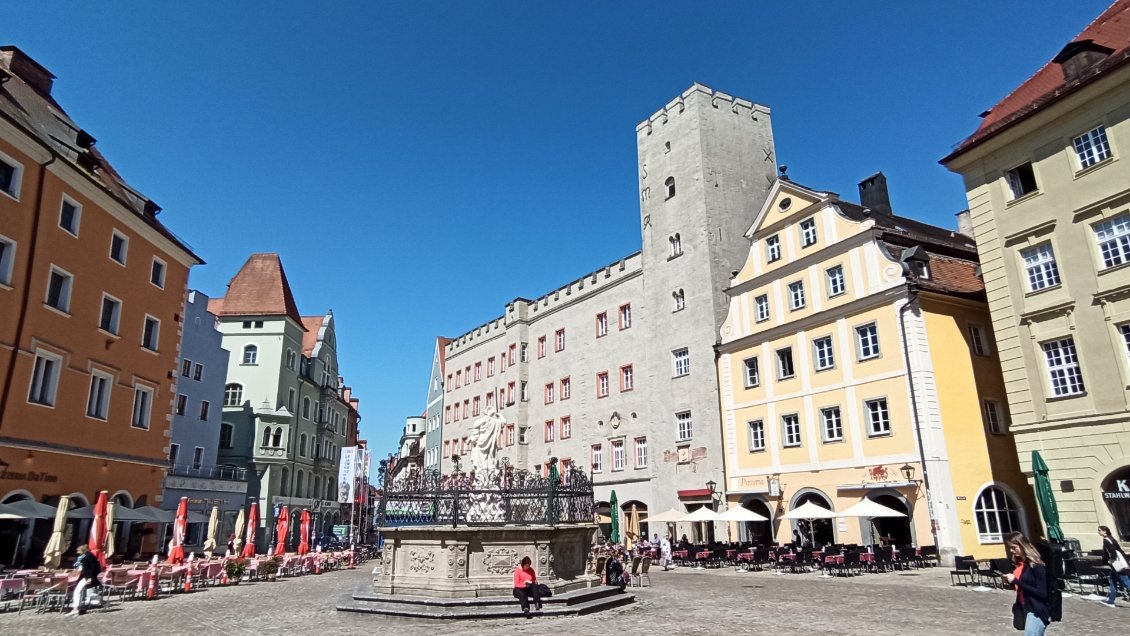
[836,498,906,548]
[717,506,770,522]
[680,506,719,546]
[42,495,71,569]
[647,508,686,523]
[203,505,220,558]
[780,501,836,546]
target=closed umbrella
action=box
[233,508,246,555]
[105,500,117,560]
[274,506,290,556]
[43,495,71,569]
[298,509,311,556]
[203,506,220,559]
[627,504,642,543]
[168,497,188,564]
[609,491,620,544]
[88,491,109,568]
[241,502,258,558]
[1032,451,1065,543]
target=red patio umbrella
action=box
[298,509,311,556]
[88,490,109,568]
[168,497,188,564]
[274,506,290,556]
[241,502,258,558]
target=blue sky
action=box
[4,1,1113,454]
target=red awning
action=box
[677,488,713,499]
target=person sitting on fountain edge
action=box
[513,556,543,616]
[605,549,627,592]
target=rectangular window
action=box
[520,381,527,402]
[612,439,625,471]
[132,385,153,429]
[176,393,188,416]
[561,416,572,440]
[199,400,210,420]
[507,382,516,405]
[0,153,23,199]
[591,444,603,473]
[856,323,880,360]
[28,351,61,406]
[287,388,295,412]
[1121,324,1130,363]
[1073,125,1111,169]
[537,336,546,358]
[766,235,781,262]
[800,218,817,247]
[1021,243,1061,291]
[544,420,554,443]
[866,399,891,437]
[192,447,204,469]
[596,312,608,337]
[597,372,609,398]
[181,359,192,377]
[1005,162,1038,199]
[747,420,765,452]
[776,347,795,379]
[520,342,528,362]
[487,357,495,377]
[86,371,112,420]
[508,343,516,365]
[788,281,806,310]
[743,357,760,388]
[821,407,843,442]
[59,197,81,236]
[634,437,647,468]
[169,444,179,464]
[142,316,160,351]
[518,426,528,445]
[826,265,845,297]
[462,400,469,419]
[560,377,571,400]
[620,364,634,391]
[99,294,122,335]
[619,304,632,329]
[782,414,801,447]
[455,370,461,388]
[544,382,555,404]
[0,235,14,285]
[983,400,1005,435]
[1093,213,1130,269]
[472,362,481,381]
[813,336,835,370]
[673,348,690,377]
[555,328,565,352]
[673,289,685,312]
[968,325,989,357]
[499,352,506,372]
[755,295,770,322]
[45,266,73,313]
[1042,338,1085,397]
[676,410,693,441]
[150,258,166,288]
[110,230,128,265]
[472,396,480,416]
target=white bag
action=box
[1113,551,1130,573]
[84,587,103,607]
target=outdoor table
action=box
[737,552,754,562]
[859,553,875,564]
[725,550,737,559]
[695,550,711,560]
[0,578,25,597]
[824,555,844,565]
[673,550,689,559]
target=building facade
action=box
[942,0,1130,548]
[717,177,1035,560]
[422,337,449,471]
[162,290,247,544]
[437,84,778,530]
[211,254,354,546]
[0,46,201,564]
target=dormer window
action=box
[664,177,676,199]
[911,260,930,279]
[1054,39,1114,83]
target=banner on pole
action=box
[337,446,358,503]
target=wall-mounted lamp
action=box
[900,463,917,482]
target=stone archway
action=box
[866,492,914,548]
[739,496,774,545]
[1101,465,1130,542]
[788,489,835,546]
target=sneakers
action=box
[65,610,80,617]
[1099,600,1117,608]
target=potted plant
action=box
[258,557,281,581]
[224,558,246,585]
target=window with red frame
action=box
[560,416,572,439]
[506,424,515,446]
[462,400,469,419]
[619,304,632,330]
[507,382,516,405]
[508,344,516,365]
[472,396,480,416]
[500,350,507,371]
[537,336,546,358]
[545,382,554,404]
[445,405,451,423]
[446,374,452,391]
[464,365,470,382]
[560,377,571,400]
[455,370,461,388]
[474,362,481,381]
[596,372,609,398]
[620,365,634,391]
[596,312,608,337]
[487,357,495,377]
[486,392,495,410]
[544,420,554,443]
[555,328,565,352]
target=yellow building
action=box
[715,175,1036,561]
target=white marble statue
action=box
[468,406,505,474]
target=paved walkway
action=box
[4,564,1128,634]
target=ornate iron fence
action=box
[376,457,594,528]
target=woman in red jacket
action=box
[513,556,542,616]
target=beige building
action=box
[942,0,1130,547]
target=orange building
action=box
[0,46,201,562]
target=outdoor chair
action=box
[638,557,652,587]
[593,556,607,580]
[949,555,976,586]
[896,547,917,569]
[917,546,937,568]
[1069,560,1107,597]
[835,551,861,577]
[629,557,642,586]
[101,570,140,604]
[0,577,26,613]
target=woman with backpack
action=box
[1002,532,1051,636]
[1099,525,1130,608]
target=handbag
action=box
[535,583,552,598]
[1113,551,1130,573]
[1011,602,1025,631]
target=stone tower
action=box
[636,84,777,516]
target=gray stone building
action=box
[162,290,247,545]
[437,84,778,533]
[422,337,449,471]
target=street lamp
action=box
[900,464,917,482]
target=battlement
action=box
[636,83,771,136]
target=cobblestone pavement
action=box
[5,564,1129,635]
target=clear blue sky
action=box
[4,1,1113,454]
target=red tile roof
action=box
[436,336,452,376]
[211,253,304,325]
[945,1,1130,160]
[301,316,325,356]
[880,243,985,299]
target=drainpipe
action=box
[0,153,56,434]
[897,278,942,556]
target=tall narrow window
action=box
[856,323,880,360]
[520,342,528,362]
[800,218,818,247]
[537,337,546,358]
[596,312,608,337]
[591,444,603,473]
[199,400,210,420]
[1021,243,1061,291]
[59,197,81,236]
[142,317,160,351]
[755,295,770,322]
[560,377,571,400]
[0,153,23,199]
[175,393,188,416]
[669,233,683,257]
[813,336,835,370]
[1121,324,1130,363]
[169,444,180,464]
[634,437,647,468]
[597,372,610,398]
[676,410,693,441]
[612,439,625,471]
[474,362,482,381]
[776,347,795,379]
[620,365,634,391]
[865,398,891,436]
[45,267,73,313]
[1073,125,1111,169]
[561,416,572,440]
[86,371,112,420]
[555,328,566,352]
[664,177,676,199]
[672,289,685,311]
[782,414,801,447]
[0,235,14,286]
[766,235,781,263]
[826,265,845,297]
[99,295,122,335]
[983,400,1006,435]
[131,385,153,429]
[28,351,61,406]
[220,423,233,448]
[743,357,759,388]
[150,258,166,288]
[747,420,765,452]
[109,231,128,265]
[1042,338,1085,397]
[1093,213,1130,269]
[673,348,689,377]
[619,304,632,329]
[821,407,843,442]
[968,325,989,356]
[544,420,555,443]
[788,281,806,310]
[545,383,555,404]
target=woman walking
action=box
[1002,532,1051,636]
[1099,525,1130,607]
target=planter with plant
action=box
[224,559,246,584]
[258,557,281,581]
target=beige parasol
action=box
[42,495,71,569]
[105,500,117,560]
[203,505,220,558]
[627,504,642,542]
[232,507,246,554]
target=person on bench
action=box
[513,556,543,616]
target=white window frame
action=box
[242,344,258,365]
[141,315,160,351]
[0,233,15,286]
[1093,213,1130,270]
[555,328,566,352]
[747,420,765,452]
[983,399,1005,435]
[865,398,891,437]
[561,416,572,440]
[86,369,113,420]
[800,218,818,247]
[27,349,63,407]
[1020,243,1061,292]
[782,413,801,447]
[673,348,690,377]
[150,257,167,289]
[621,365,634,391]
[591,444,603,473]
[634,437,647,468]
[776,347,795,380]
[98,292,123,336]
[58,195,82,237]
[676,410,693,441]
[109,230,129,266]
[225,383,244,407]
[755,294,770,322]
[826,265,845,297]
[619,304,632,329]
[597,372,609,398]
[45,265,74,314]
[0,149,24,200]
[596,312,608,337]
[856,323,880,360]
[1073,125,1112,170]
[1041,337,1085,397]
[813,336,835,371]
[766,235,781,262]
[821,406,843,442]
[1120,323,1130,367]
[743,357,759,388]
[788,280,806,310]
[131,384,154,429]
[561,377,571,400]
[611,439,625,471]
[974,486,1022,544]
[968,324,990,357]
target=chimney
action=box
[0,46,55,96]
[955,209,974,237]
[858,172,892,216]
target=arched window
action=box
[224,383,243,407]
[261,426,272,447]
[314,477,322,501]
[664,177,676,199]
[220,423,234,448]
[272,427,283,447]
[302,397,311,420]
[299,434,307,457]
[280,468,289,496]
[326,480,334,501]
[242,344,258,365]
[974,485,1022,543]
[296,471,304,499]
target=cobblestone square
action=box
[5,565,1128,635]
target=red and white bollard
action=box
[184,561,194,592]
[315,556,322,575]
[349,550,356,569]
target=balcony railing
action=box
[167,463,247,481]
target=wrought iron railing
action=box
[375,457,594,528]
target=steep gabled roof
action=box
[301,316,326,356]
[944,1,1130,161]
[211,253,304,325]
